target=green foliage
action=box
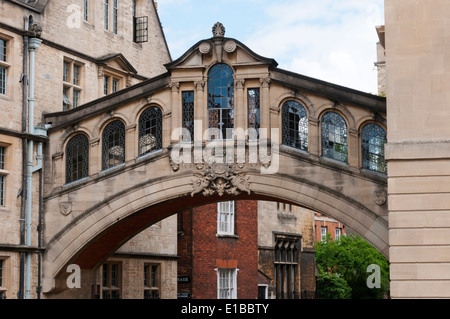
[315,233,390,299]
[316,272,351,299]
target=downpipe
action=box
[25,37,43,299]
[19,15,30,300]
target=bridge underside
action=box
[42,149,388,294]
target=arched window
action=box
[207,63,234,140]
[66,134,89,184]
[321,112,348,163]
[138,106,162,156]
[102,120,125,170]
[361,123,387,174]
[282,100,308,151]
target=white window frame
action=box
[0,38,11,96]
[63,58,84,110]
[335,227,342,241]
[321,226,327,242]
[217,268,237,299]
[217,201,235,235]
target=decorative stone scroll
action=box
[223,40,237,53]
[199,41,212,54]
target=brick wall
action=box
[178,200,258,299]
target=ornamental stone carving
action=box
[191,163,251,197]
[199,41,212,54]
[60,202,72,216]
[28,23,42,38]
[374,189,387,206]
[212,22,226,37]
[223,40,237,53]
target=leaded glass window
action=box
[248,88,260,140]
[207,64,234,140]
[182,91,194,142]
[102,120,125,170]
[66,134,89,183]
[282,101,308,151]
[321,112,348,163]
[138,107,162,156]
[361,123,387,174]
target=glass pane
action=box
[282,101,308,151]
[321,112,348,163]
[362,123,386,174]
[138,107,162,156]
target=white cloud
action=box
[157,0,384,93]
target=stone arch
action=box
[317,104,356,131]
[42,166,388,294]
[357,116,387,133]
[93,112,130,139]
[55,125,93,155]
[274,91,315,119]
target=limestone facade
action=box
[385,0,450,299]
[257,201,316,299]
[0,0,175,299]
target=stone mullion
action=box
[348,128,359,168]
[194,81,205,143]
[308,118,320,157]
[260,77,271,140]
[235,79,245,140]
[170,82,180,143]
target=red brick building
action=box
[314,212,347,242]
[177,200,258,299]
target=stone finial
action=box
[212,22,225,37]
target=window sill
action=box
[216,233,239,239]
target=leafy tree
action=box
[315,233,389,299]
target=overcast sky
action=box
[157,0,384,94]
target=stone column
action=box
[125,124,137,161]
[89,138,100,176]
[97,66,104,97]
[347,129,359,168]
[235,79,245,140]
[308,118,320,157]
[194,81,205,143]
[260,77,271,140]
[170,81,180,143]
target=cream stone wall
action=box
[385,0,450,298]
[0,0,174,299]
[257,201,315,250]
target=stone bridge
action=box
[41,25,387,294]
